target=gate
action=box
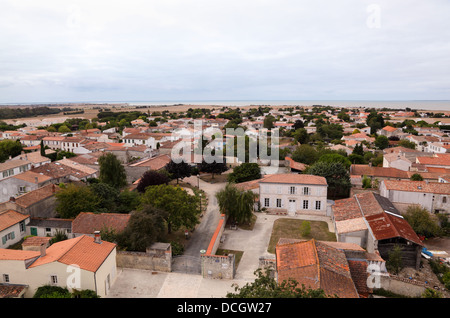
[172,255,202,274]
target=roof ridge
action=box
[311,239,320,285]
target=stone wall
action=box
[379,275,427,297]
[116,242,172,272]
[200,214,236,279]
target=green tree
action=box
[263,115,276,129]
[116,205,168,252]
[410,173,424,181]
[141,184,200,234]
[89,182,120,212]
[55,184,99,218]
[317,153,351,169]
[292,128,309,144]
[291,144,319,165]
[164,159,192,184]
[352,143,364,156]
[136,170,170,192]
[305,161,351,199]
[386,245,403,274]
[98,152,127,189]
[403,205,441,237]
[375,135,389,150]
[58,125,71,133]
[398,139,416,150]
[33,286,72,298]
[226,268,329,298]
[198,159,228,179]
[227,163,261,183]
[216,183,256,224]
[0,139,23,162]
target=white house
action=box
[0,210,30,249]
[0,171,53,203]
[122,133,156,149]
[379,179,450,214]
[259,174,328,216]
[0,234,117,298]
[0,159,32,181]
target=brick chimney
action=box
[40,243,47,257]
[94,231,101,244]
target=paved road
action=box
[171,176,226,273]
[107,175,335,298]
[108,214,334,297]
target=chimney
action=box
[52,184,56,193]
[40,243,46,257]
[94,231,101,244]
[35,176,39,184]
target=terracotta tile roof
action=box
[28,235,116,272]
[123,133,153,140]
[12,171,52,184]
[0,249,39,261]
[365,212,423,246]
[0,283,28,298]
[276,239,359,298]
[285,157,308,171]
[259,173,327,186]
[416,155,450,167]
[382,180,450,195]
[129,154,171,170]
[350,164,408,179]
[348,260,372,297]
[0,159,32,172]
[0,210,29,232]
[22,236,51,247]
[12,184,59,208]
[72,212,130,235]
[382,126,398,132]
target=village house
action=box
[258,174,328,216]
[332,191,423,270]
[275,239,363,298]
[0,183,60,218]
[378,126,402,138]
[71,212,130,238]
[0,210,30,249]
[122,133,156,149]
[0,170,53,203]
[379,179,450,215]
[0,234,117,297]
[0,159,32,181]
[42,136,65,150]
[27,217,73,237]
[9,151,51,168]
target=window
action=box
[290,186,296,194]
[303,200,309,210]
[3,274,9,283]
[443,197,447,204]
[50,275,58,285]
[264,198,270,207]
[315,201,321,210]
[303,187,310,195]
[276,199,282,208]
[19,221,25,232]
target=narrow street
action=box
[171,175,227,273]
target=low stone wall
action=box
[379,275,427,297]
[116,242,172,272]
[201,214,236,279]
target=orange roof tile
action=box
[29,235,116,272]
[72,212,130,235]
[259,173,327,185]
[0,210,29,232]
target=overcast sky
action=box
[1,0,450,103]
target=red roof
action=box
[365,212,423,246]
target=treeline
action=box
[0,106,61,119]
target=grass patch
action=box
[216,249,244,269]
[267,218,336,253]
